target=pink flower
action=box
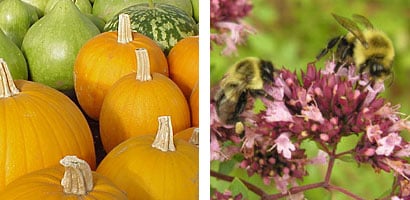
[263,101,294,122]
[366,124,383,143]
[309,150,328,165]
[376,133,402,156]
[300,104,325,124]
[274,133,296,159]
[210,0,254,55]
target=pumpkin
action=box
[190,81,199,127]
[0,0,38,47]
[74,13,168,120]
[168,36,199,99]
[0,156,127,199]
[21,0,100,91]
[97,116,198,199]
[0,59,96,189]
[104,2,198,54]
[174,127,199,146]
[99,48,190,152]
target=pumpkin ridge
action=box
[13,84,93,167]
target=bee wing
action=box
[332,13,369,48]
[352,14,374,29]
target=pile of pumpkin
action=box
[0,0,199,199]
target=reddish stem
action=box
[210,170,268,197]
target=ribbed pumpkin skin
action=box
[168,36,199,99]
[174,127,197,142]
[189,81,199,127]
[74,31,168,120]
[0,80,96,189]
[0,165,127,200]
[104,3,198,54]
[99,72,191,152]
[96,135,199,200]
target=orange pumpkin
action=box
[0,59,95,189]
[97,116,198,199]
[0,156,127,199]
[99,48,190,152]
[74,13,168,120]
[167,35,199,99]
[175,127,199,146]
[190,81,199,127]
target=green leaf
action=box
[228,177,249,199]
[337,154,356,163]
[219,159,237,175]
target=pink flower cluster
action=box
[211,61,410,196]
[210,0,255,55]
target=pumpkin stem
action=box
[60,155,93,195]
[135,48,152,81]
[0,59,19,98]
[152,116,176,152]
[189,128,199,147]
[117,14,133,44]
[147,0,154,8]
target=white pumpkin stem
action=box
[152,116,176,152]
[135,48,152,81]
[60,155,93,195]
[117,13,133,44]
[189,128,199,147]
[0,59,19,98]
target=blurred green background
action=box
[210,0,410,199]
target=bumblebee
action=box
[214,57,275,128]
[316,13,395,82]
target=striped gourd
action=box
[104,3,198,54]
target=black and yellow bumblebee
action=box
[214,57,275,132]
[316,13,395,83]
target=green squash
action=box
[92,0,193,22]
[0,0,38,47]
[21,0,99,91]
[191,0,198,22]
[0,29,28,80]
[104,3,197,54]
[21,0,49,17]
[45,0,92,15]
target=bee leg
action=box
[315,36,342,61]
[249,89,274,101]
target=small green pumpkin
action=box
[104,3,197,54]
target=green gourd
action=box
[92,0,193,22]
[104,3,197,54]
[21,0,49,17]
[45,0,92,14]
[21,0,100,91]
[0,0,38,47]
[0,29,28,80]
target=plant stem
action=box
[0,59,19,98]
[262,182,325,200]
[135,48,152,81]
[210,170,268,197]
[147,0,154,8]
[211,142,366,200]
[117,14,133,44]
[327,184,365,200]
[60,155,93,195]
[152,116,175,152]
